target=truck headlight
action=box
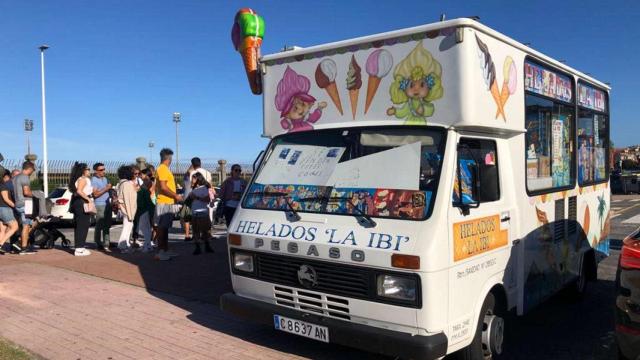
[233,252,254,273]
[376,274,416,302]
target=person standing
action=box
[181,165,194,242]
[190,157,212,184]
[12,161,36,254]
[69,162,93,256]
[91,163,113,252]
[137,177,155,253]
[0,174,18,255]
[154,148,182,261]
[219,164,247,228]
[188,172,214,255]
[116,165,138,253]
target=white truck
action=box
[222,15,611,359]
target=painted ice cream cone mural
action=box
[231,8,265,95]
[364,49,393,114]
[315,59,343,115]
[275,66,326,133]
[475,35,517,121]
[499,57,517,118]
[346,55,362,120]
[387,41,443,125]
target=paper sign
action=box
[453,215,508,261]
[327,142,421,190]
[525,62,572,102]
[256,145,346,186]
[578,83,607,112]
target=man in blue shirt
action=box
[91,163,112,251]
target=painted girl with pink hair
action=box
[275,66,327,132]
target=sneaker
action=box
[74,248,91,257]
[19,248,37,255]
[165,250,179,258]
[154,250,171,261]
[11,243,22,252]
[0,249,6,255]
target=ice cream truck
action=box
[221,10,611,360]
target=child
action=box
[188,172,213,255]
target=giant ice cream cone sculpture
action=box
[364,49,393,114]
[231,8,265,95]
[315,59,343,115]
[346,55,362,120]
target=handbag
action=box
[83,199,97,215]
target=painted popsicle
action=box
[231,8,265,95]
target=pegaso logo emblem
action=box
[297,265,318,288]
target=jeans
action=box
[118,215,134,249]
[71,199,90,249]
[224,206,237,228]
[138,211,152,249]
[94,204,112,248]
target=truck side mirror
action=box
[454,144,480,215]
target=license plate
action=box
[273,315,329,343]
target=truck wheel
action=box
[455,293,504,360]
[568,250,595,300]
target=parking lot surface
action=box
[0,195,637,359]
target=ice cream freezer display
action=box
[222,8,611,360]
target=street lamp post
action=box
[39,44,50,196]
[148,141,155,164]
[24,119,34,155]
[172,112,181,173]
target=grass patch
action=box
[0,338,34,360]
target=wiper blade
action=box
[298,195,377,228]
[245,190,301,222]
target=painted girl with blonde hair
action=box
[387,41,443,125]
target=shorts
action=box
[0,207,16,224]
[15,206,32,226]
[154,203,178,229]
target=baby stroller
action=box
[31,215,70,249]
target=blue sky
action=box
[0,0,638,164]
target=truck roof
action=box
[262,18,609,90]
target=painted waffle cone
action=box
[490,81,505,121]
[364,76,381,114]
[324,82,343,115]
[349,89,359,120]
[496,81,510,121]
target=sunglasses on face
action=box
[97,168,105,171]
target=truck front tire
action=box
[454,293,505,360]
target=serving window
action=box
[524,60,575,193]
[577,81,609,185]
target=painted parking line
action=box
[623,214,640,224]
[611,203,640,219]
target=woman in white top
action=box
[68,162,94,256]
[116,165,138,253]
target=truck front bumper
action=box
[220,293,448,360]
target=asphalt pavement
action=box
[0,195,638,359]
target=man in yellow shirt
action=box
[154,148,183,261]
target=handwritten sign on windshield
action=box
[256,144,346,186]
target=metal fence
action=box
[1,159,253,191]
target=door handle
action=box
[501,216,510,222]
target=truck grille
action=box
[256,252,372,299]
[230,249,422,308]
[274,286,351,320]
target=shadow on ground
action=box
[7,230,621,360]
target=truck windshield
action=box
[243,127,446,220]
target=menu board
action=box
[578,83,607,112]
[524,62,572,103]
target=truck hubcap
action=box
[482,314,504,357]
